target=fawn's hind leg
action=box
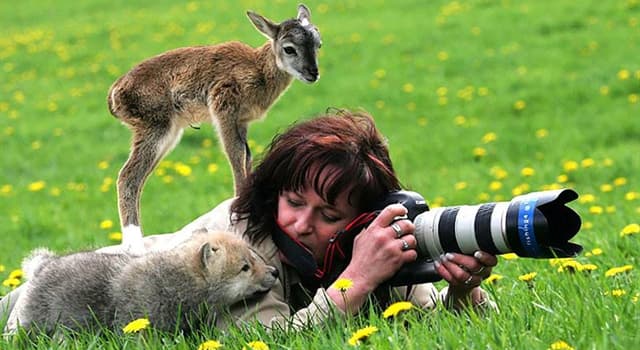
[117,122,184,253]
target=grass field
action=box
[1,0,639,348]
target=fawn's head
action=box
[247,4,322,83]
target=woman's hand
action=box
[435,251,498,308]
[328,204,417,313]
[346,204,418,290]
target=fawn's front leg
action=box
[214,115,251,195]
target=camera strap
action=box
[272,211,379,287]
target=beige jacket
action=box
[124,199,445,330]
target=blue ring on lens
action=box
[518,197,540,256]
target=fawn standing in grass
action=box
[107,4,322,252]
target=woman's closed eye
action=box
[321,212,342,223]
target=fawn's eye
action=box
[241,264,250,272]
[283,46,297,55]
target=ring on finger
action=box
[391,223,404,238]
[400,238,410,251]
[463,274,474,286]
[472,266,485,275]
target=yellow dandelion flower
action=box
[2,278,21,288]
[477,192,490,201]
[9,269,23,280]
[586,248,603,256]
[613,177,627,186]
[174,162,192,177]
[580,264,598,272]
[489,181,502,191]
[98,161,109,170]
[481,132,497,144]
[243,341,269,350]
[589,206,603,215]
[333,278,353,292]
[582,221,593,229]
[599,85,610,95]
[485,274,503,284]
[348,326,378,346]
[621,223,640,237]
[402,83,414,93]
[562,160,579,172]
[28,181,46,192]
[436,86,448,96]
[556,260,583,273]
[617,69,630,80]
[473,147,487,158]
[162,175,174,184]
[578,193,596,203]
[454,182,467,191]
[0,265,4,272]
[549,258,573,266]
[535,128,549,138]
[518,272,537,282]
[520,167,535,177]
[600,184,613,192]
[549,340,575,350]
[625,192,639,201]
[374,69,386,79]
[207,163,219,174]
[556,174,569,183]
[501,253,519,260]
[202,138,213,148]
[512,183,530,196]
[198,340,223,350]
[1,184,12,195]
[513,100,526,111]
[100,219,114,230]
[628,93,638,103]
[491,167,508,180]
[605,265,633,277]
[108,232,123,241]
[580,158,595,168]
[382,301,413,319]
[437,51,449,61]
[454,115,467,126]
[611,289,626,297]
[122,318,150,333]
[478,86,489,96]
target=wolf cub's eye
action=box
[241,264,250,272]
[283,46,297,55]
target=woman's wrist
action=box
[326,268,378,315]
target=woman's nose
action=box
[293,210,314,235]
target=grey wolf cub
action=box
[4,231,278,335]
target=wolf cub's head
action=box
[197,231,278,304]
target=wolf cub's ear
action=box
[200,242,220,269]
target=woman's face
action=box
[277,187,359,264]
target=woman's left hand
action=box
[435,251,498,305]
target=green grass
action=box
[1,0,639,348]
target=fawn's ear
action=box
[200,242,219,269]
[297,4,312,26]
[247,11,279,40]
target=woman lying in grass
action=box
[1,110,498,332]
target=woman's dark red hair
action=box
[231,110,401,245]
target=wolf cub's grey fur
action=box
[4,231,278,335]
